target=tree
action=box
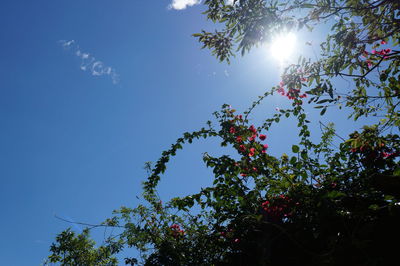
[47,1,400,265]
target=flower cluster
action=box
[277,81,307,101]
[362,40,392,67]
[261,195,293,221]
[170,224,185,238]
[350,142,400,166]
[226,115,269,177]
[229,119,269,158]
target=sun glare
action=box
[269,32,297,64]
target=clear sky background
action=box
[0,1,376,265]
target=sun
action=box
[269,32,297,64]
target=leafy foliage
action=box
[48,1,400,265]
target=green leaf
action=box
[292,145,300,153]
[394,168,400,176]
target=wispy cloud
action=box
[59,40,120,84]
[224,69,230,77]
[169,0,201,10]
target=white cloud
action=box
[59,40,120,84]
[226,0,235,5]
[224,69,229,77]
[169,0,201,10]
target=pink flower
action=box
[248,134,257,142]
[248,148,256,157]
[259,134,267,141]
[381,40,387,45]
[249,125,257,133]
[236,136,243,143]
[229,127,236,134]
[234,238,240,243]
[239,145,246,152]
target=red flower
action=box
[248,147,255,157]
[262,144,268,154]
[240,173,247,177]
[249,125,257,133]
[248,134,257,142]
[259,134,267,141]
[236,136,243,142]
[239,145,246,152]
[381,40,387,45]
[229,127,236,134]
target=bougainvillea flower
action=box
[248,147,255,157]
[248,134,257,142]
[259,134,267,141]
[236,136,243,143]
[381,40,387,45]
[249,125,257,133]
[229,127,236,134]
[239,145,246,152]
[262,144,269,154]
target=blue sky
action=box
[0,1,377,265]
